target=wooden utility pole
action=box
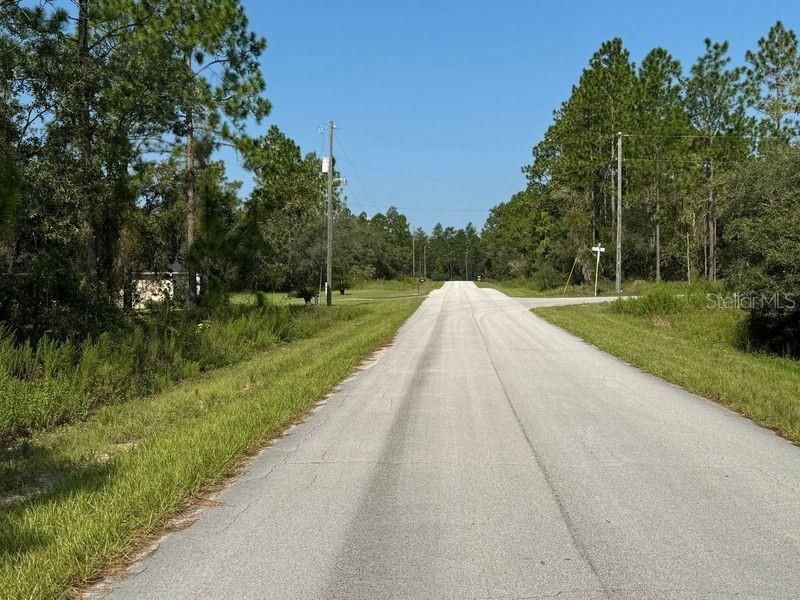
[412,228,416,280]
[615,132,623,294]
[326,121,335,306]
[611,138,616,228]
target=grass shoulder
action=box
[534,298,800,445]
[0,297,423,599]
[231,279,443,306]
[477,278,655,298]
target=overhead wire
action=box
[324,129,368,215]
[334,136,498,217]
[334,136,389,214]
[335,126,532,152]
[343,160,522,184]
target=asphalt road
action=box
[105,282,800,599]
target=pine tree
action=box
[745,21,800,145]
[632,48,689,281]
[141,0,271,304]
[685,39,750,281]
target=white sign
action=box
[321,157,331,174]
[592,245,605,297]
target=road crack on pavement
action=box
[239,407,336,485]
[214,502,252,535]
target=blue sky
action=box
[224,0,800,232]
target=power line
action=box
[344,160,521,184]
[622,156,738,165]
[337,197,493,215]
[389,206,493,213]
[325,121,334,307]
[335,136,503,219]
[336,127,531,152]
[326,130,366,216]
[334,137,390,214]
[622,132,746,139]
[341,186,369,215]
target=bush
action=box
[291,286,318,304]
[0,303,341,443]
[342,265,376,292]
[623,279,651,296]
[742,307,800,357]
[725,147,800,358]
[531,263,562,291]
[611,283,719,317]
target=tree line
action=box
[480,23,800,355]
[4,4,798,355]
[0,1,468,342]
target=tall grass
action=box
[350,277,428,291]
[536,295,800,446]
[0,297,422,599]
[0,303,337,443]
[610,282,725,316]
[477,276,666,298]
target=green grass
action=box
[0,297,423,599]
[232,279,442,307]
[229,291,298,305]
[333,279,442,303]
[0,304,330,443]
[535,299,800,445]
[477,277,655,298]
[1,281,441,445]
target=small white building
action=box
[127,261,199,309]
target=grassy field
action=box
[0,304,341,444]
[0,293,426,598]
[1,281,441,444]
[535,294,800,445]
[231,279,442,306]
[476,277,654,298]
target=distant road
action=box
[106,282,800,599]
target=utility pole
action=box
[325,121,335,306]
[464,248,468,281]
[412,228,416,280]
[615,131,623,295]
[423,244,427,279]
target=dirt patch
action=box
[651,314,672,330]
[0,472,56,507]
[96,441,139,464]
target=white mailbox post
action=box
[592,245,606,297]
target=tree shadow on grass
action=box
[0,440,116,558]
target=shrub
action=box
[0,303,343,443]
[346,265,376,290]
[611,283,716,317]
[531,263,561,291]
[740,299,800,357]
[725,147,800,358]
[291,286,318,305]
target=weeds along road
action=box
[106,282,800,599]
